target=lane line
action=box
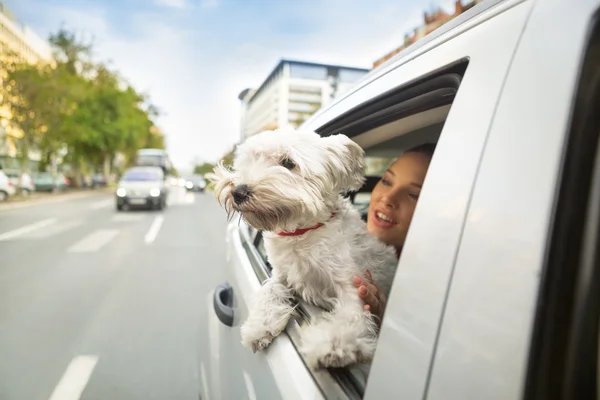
[0,218,57,241]
[28,221,83,239]
[90,199,113,210]
[48,355,98,400]
[144,215,164,244]
[67,229,119,253]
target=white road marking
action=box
[200,363,211,400]
[0,218,57,241]
[28,221,83,239]
[144,215,164,244]
[242,371,257,400]
[90,199,113,210]
[48,355,98,400]
[67,229,119,253]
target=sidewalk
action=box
[0,187,114,211]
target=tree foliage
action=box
[0,28,166,187]
[193,162,216,176]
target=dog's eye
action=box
[280,158,296,170]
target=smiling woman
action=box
[367,143,436,252]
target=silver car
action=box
[115,166,168,211]
[199,0,600,399]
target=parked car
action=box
[115,166,168,211]
[0,170,16,201]
[198,1,600,400]
[91,173,107,188]
[185,175,207,192]
[4,170,35,195]
[32,172,68,193]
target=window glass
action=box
[289,63,327,80]
[256,235,268,264]
[122,170,162,182]
[339,69,368,83]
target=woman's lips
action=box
[372,208,395,228]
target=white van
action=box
[199,0,600,399]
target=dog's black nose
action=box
[232,184,251,205]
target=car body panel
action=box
[201,222,323,400]
[200,0,599,399]
[424,0,600,399]
[364,2,533,399]
[0,171,16,198]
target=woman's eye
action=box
[280,158,296,169]
[409,193,419,201]
[381,178,391,186]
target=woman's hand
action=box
[353,270,387,323]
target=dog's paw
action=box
[240,323,279,353]
[301,324,376,369]
[303,337,366,369]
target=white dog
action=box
[208,128,398,369]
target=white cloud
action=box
[155,0,188,9]
[200,0,220,9]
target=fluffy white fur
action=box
[207,127,398,369]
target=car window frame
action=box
[523,9,600,399]
[236,54,477,398]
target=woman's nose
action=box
[381,190,401,208]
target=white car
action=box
[0,170,16,201]
[115,166,169,211]
[199,1,600,399]
[4,171,35,195]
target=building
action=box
[372,0,484,69]
[0,1,53,64]
[238,59,369,141]
[0,0,53,171]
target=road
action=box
[0,186,227,400]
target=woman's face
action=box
[367,152,432,250]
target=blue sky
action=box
[8,0,456,172]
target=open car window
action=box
[236,56,469,398]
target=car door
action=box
[422,0,600,399]
[205,1,534,399]
[206,221,333,400]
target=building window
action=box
[289,85,322,94]
[289,63,328,80]
[339,69,368,83]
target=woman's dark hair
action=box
[404,142,437,158]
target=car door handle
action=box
[213,283,234,327]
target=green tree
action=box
[193,162,216,175]
[0,28,168,188]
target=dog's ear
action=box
[322,134,365,192]
[205,162,234,207]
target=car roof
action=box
[303,0,504,130]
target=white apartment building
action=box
[0,0,53,171]
[238,60,369,141]
[0,2,52,64]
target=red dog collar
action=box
[277,213,336,236]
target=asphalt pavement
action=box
[0,186,228,400]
